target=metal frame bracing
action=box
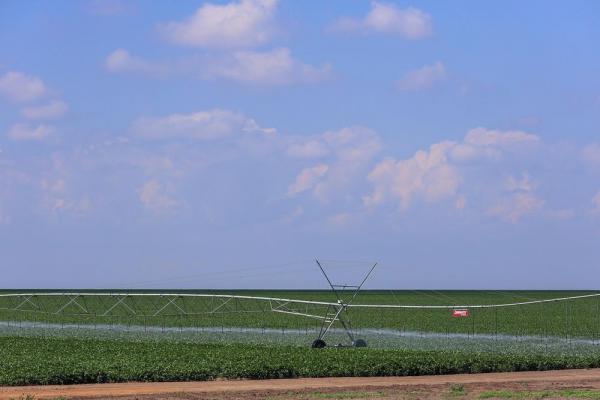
[311,259,378,347]
[2,291,600,314]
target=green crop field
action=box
[2,335,600,386]
[1,290,599,338]
[2,290,600,385]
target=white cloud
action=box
[450,127,540,163]
[202,48,331,85]
[160,0,277,49]
[464,127,540,147]
[286,126,382,201]
[7,123,54,141]
[363,127,540,210]
[397,62,445,91]
[138,180,180,213]
[332,2,432,39]
[41,178,67,193]
[287,164,329,197]
[488,193,544,223]
[105,49,164,75]
[488,173,544,223]
[21,100,68,120]
[40,172,91,216]
[321,127,382,164]
[105,47,329,85]
[286,140,330,158]
[592,191,600,215]
[364,141,460,209]
[0,71,47,103]
[505,173,536,192]
[133,109,275,140]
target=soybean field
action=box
[1,290,600,352]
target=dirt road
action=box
[2,369,600,399]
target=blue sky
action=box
[1,0,600,289]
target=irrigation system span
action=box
[2,261,600,349]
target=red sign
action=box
[452,309,470,317]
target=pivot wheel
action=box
[353,338,367,348]
[311,339,327,348]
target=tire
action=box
[311,339,327,348]
[353,338,367,347]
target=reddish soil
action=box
[1,369,600,399]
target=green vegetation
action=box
[478,389,600,399]
[267,391,388,400]
[1,290,599,338]
[2,336,600,386]
[1,291,599,385]
[300,391,386,399]
[448,384,467,397]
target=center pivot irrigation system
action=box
[306,260,376,348]
[267,259,378,348]
[0,260,378,348]
[2,260,600,349]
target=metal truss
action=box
[311,259,378,347]
[0,292,337,317]
[2,290,599,317]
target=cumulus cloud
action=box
[320,127,382,168]
[488,192,544,223]
[450,127,540,162]
[396,62,445,91]
[286,140,330,158]
[505,173,535,192]
[488,174,544,223]
[105,47,329,85]
[464,127,540,147]
[0,71,47,103]
[287,164,329,197]
[331,2,432,39]
[40,178,91,215]
[363,127,540,210]
[38,157,92,216]
[105,49,165,75]
[7,123,54,141]
[202,48,331,85]
[159,0,277,49]
[132,109,275,140]
[364,141,460,209]
[287,126,381,161]
[286,126,382,201]
[21,100,68,119]
[138,180,180,213]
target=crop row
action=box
[2,336,600,385]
